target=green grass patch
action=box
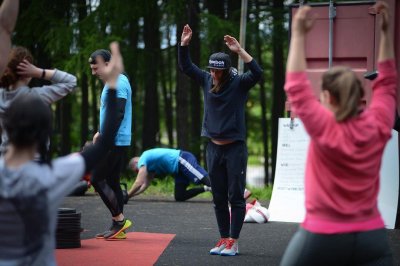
[115,176,273,200]
[88,172,273,200]
[247,155,264,165]
[247,185,272,200]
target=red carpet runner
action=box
[56,232,175,266]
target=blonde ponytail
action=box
[322,67,364,122]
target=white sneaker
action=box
[220,238,239,256]
[244,189,252,200]
[209,238,228,255]
[204,186,212,192]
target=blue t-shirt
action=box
[100,74,132,146]
[138,148,181,175]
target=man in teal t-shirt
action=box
[88,49,132,240]
[128,148,212,201]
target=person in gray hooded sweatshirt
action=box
[0,42,122,266]
[0,46,77,154]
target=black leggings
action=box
[91,146,126,217]
[280,227,393,266]
[174,183,205,201]
[174,176,211,201]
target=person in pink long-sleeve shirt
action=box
[280,2,396,266]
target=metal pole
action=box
[238,0,247,75]
[328,0,336,68]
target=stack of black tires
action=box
[56,208,82,249]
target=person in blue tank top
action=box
[88,48,132,240]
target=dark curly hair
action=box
[0,46,33,89]
[4,93,52,164]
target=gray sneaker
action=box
[209,238,228,255]
[103,219,132,239]
[220,238,239,256]
[95,230,109,239]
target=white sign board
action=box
[378,131,399,228]
[268,118,309,223]
[269,118,399,229]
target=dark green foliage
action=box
[10,0,300,185]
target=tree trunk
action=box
[256,0,269,185]
[164,23,174,147]
[187,0,202,159]
[227,0,241,67]
[142,0,160,150]
[91,77,98,137]
[205,0,225,52]
[128,19,139,155]
[176,15,190,150]
[77,0,88,148]
[271,0,285,184]
[80,73,89,147]
[58,1,72,155]
[205,0,225,18]
[160,47,174,147]
[60,97,72,155]
[53,102,61,155]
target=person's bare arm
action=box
[368,2,397,128]
[180,24,192,46]
[286,6,314,73]
[224,35,252,63]
[17,59,57,80]
[128,167,153,198]
[0,0,19,76]
[373,2,394,62]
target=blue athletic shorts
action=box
[175,151,207,185]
